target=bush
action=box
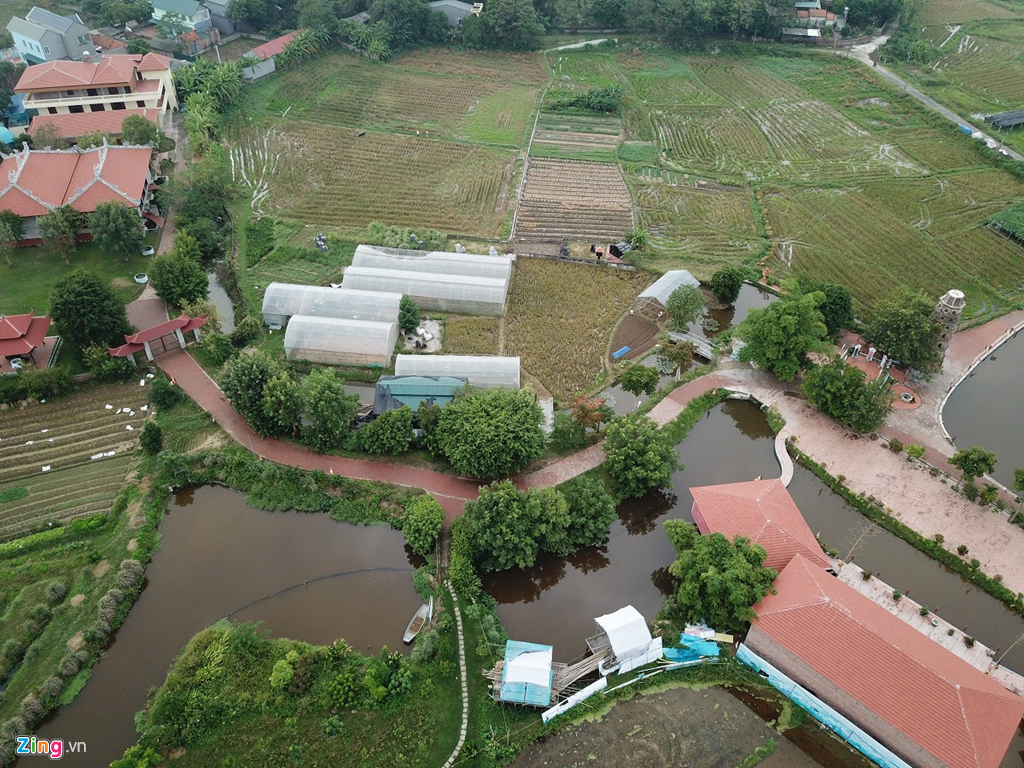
[905,444,926,460]
[197,332,237,366]
[84,345,136,382]
[402,494,445,557]
[140,422,163,455]
[149,377,182,409]
[245,217,275,266]
[230,315,261,347]
[0,367,74,405]
[888,437,904,453]
[892,589,903,602]
[358,407,414,456]
[709,266,743,304]
[46,581,67,603]
[550,412,588,451]
[546,85,623,114]
[322,715,342,737]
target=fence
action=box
[541,677,607,723]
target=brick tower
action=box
[934,289,965,356]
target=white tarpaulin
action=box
[505,648,552,687]
[595,605,652,661]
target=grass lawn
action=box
[0,231,160,318]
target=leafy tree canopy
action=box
[89,201,144,262]
[662,520,777,632]
[402,494,445,557]
[49,269,131,350]
[261,371,302,436]
[121,114,160,146]
[665,283,705,330]
[38,205,84,264]
[300,368,359,451]
[150,252,209,308]
[398,295,420,334]
[737,292,829,381]
[619,364,659,398]
[562,475,617,549]
[709,265,743,304]
[866,289,942,373]
[222,351,282,436]
[462,480,538,571]
[358,406,414,456]
[433,387,545,479]
[472,0,544,50]
[0,210,24,244]
[950,446,997,481]
[802,356,894,433]
[602,412,678,499]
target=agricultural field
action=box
[442,315,501,356]
[503,259,651,400]
[531,114,621,163]
[0,384,147,540]
[920,0,1021,26]
[514,157,634,242]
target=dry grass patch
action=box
[443,316,501,355]
[504,259,652,399]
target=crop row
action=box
[550,52,627,88]
[688,58,809,107]
[651,109,771,171]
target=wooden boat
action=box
[404,603,430,643]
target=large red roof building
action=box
[746,555,1024,768]
[0,312,58,373]
[689,478,832,571]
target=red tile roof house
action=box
[0,142,154,245]
[28,108,159,142]
[242,30,303,81]
[689,478,833,571]
[745,555,1024,768]
[0,312,60,373]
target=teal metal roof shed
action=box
[373,375,467,414]
[499,641,553,707]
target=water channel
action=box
[33,486,421,767]
[205,271,235,334]
[943,329,1024,489]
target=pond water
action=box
[484,399,780,659]
[688,283,778,342]
[206,271,235,334]
[943,329,1024,489]
[33,486,420,767]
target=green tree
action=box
[222,351,281,435]
[179,218,223,259]
[89,201,144,262]
[866,289,942,373]
[527,486,573,557]
[802,356,894,433]
[140,422,163,455]
[173,231,204,263]
[1013,468,1024,495]
[709,265,743,304]
[157,11,190,38]
[619,364,659,398]
[297,0,336,29]
[590,0,626,27]
[127,37,152,54]
[658,0,716,40]
[433,388,545,479]
[550,412,587,451]
[662,521,778,632]
[150,252,208,308]
[370,0,428,43]
[477,0,544,50]
[0,210,24,247]
[602,413,678,499]
[462,480,536,571]
[300,368,359,451]
[38,205,84,264]
[84,343,136,381]
[359,407,415,455]
[402,494,445,557]
[31,123,69,150]
[261,372,302,436]
[950,446,997,482]
[658,338,696,377]
[562,475,617,548]
[0,61,21,116]
[228,0,276,28]
[50,269,131,349]
[665,283,705,330]
[77,130,115,148]
[398,295,420,334]
[120,114,160,146]
[0,222,15,266]
[738,292,829,381]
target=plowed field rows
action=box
[514,158,633,241]
[0,383,145,540]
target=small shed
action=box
[635,270,700,315]
[342,267,509,316]
[261,283,402,326]
[986,109,1024,130]
[428,0,478,26]
[243,29,302,81]
[394,354,520,389]
[373,375,467,414]
[352,244,513,281]
[591,606,652,667]
[498,641,554,707]
[283,316,398,367]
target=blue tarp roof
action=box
[499,641,553,707]
[0,126,15,146]
[664,636,721,662]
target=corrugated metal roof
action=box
[152,0,206,16]
[26,7,83,33]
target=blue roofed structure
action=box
[499,641,553,707]
[373,375,467,415]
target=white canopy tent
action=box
[595,606,652,664]
[394,355,520,389]
[284,316,398,367]
[636,270,700,313]
[261,283,402,326]
[353,244,513,281]
[342,267,508,316]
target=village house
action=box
[5,8,91,65]
[150,0,213,32]
[0,143,155,243]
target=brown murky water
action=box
[33,486,421,766]
[943,329,1024,489]
[484,400,780,660]
[693,282,779,341]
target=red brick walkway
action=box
[156,350,480,524]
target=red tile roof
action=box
[28,109,158,140]
[0,145,152,217]
[249,30,302,60]
[15,54,169,92]
[0,312,52,358]
[752,556,1024,768]
[123,313,206,344]
[690,479,831,571]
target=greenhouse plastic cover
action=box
[736,644,912,768]
[261,283,402,323]
[638,270,700,308]
[500,641,553,706]
[595,605,652,661]
[353,244,513,281]
[394,355,520,389]
[284,316,398,363]
[342,267,509,315]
